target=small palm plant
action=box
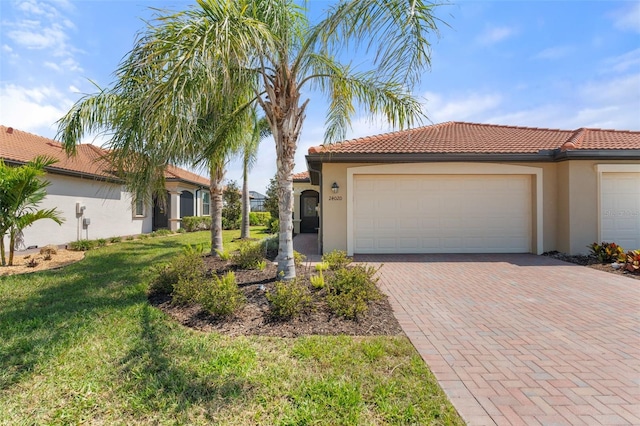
[0,156,64,266]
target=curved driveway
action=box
[356,254,640,426]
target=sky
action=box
[1,0,639,193]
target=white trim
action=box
[595,164,640,243]
[346,162,544,255]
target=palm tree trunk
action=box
[8,231,16,266]
[240,158,251,239]
[0,236,6,266]
[210,162,225,256]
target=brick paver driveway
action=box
[356,254,640,426]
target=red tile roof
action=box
[0,125,209,187]
[307,122,640,155]
[292,171,310,181]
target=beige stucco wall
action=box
[15,173,153,249]
[317,159,640,255]
[292,181,320,234]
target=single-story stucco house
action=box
[293,121,640,256]
[1,125,210,249]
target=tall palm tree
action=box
[59,0,441,279]
[240,111,271,239]
[0,157,64,266]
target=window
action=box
[202,192,210,216]
[134,199,145,217]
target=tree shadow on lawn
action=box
[117,304,252,419]
[0,238,190,391]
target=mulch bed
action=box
[149,256,404,337]
[542,251,640,281]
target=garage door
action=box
[601,172,640,249]
[354,174,532,253]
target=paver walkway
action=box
[356,254,640,426]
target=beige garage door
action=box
[353,174,532,253]
[601,172,640,249]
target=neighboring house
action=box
[249,191,266,212]
[294,122,640,256]
[1,125,210,249]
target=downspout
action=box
[307,163,323,255]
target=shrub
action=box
[176,228,186,234]
[155,229,172,236]
[249,211,271,226]
[39,245,58,256]
[588,242,625,263]
[170,252,207,304]
[199,271,245,317]
[139,233,150,240]
[126,235,135,241]
[181,216,212,232]
[624,250,640,274]
[294,250,306,268]
[215,249,231,261]
[149,250,206,297]
[26,258,39,268]
[109,236,122,243]
[260,236,279,260]
[322,250,352,270]
[183,243,207,256]
[222,180,242,229]
[266,279,312,319]
[222,217,240,230]
[95,238,107,247]
[233,241,265,269]
[268,218,279,234]
[326,265,383,319]
[310,270,325,289]
[68,239,96,251]
[315,262,329,272]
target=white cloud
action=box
[533,45,573,60]
[610,2,640,33]
[0,83,73,138]
[476,26,516,45]
[423,91,502,123]
[7,21,67,52]
[601,48,640,74]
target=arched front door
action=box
[300,190,319,233]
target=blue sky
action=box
[1,0,639,193]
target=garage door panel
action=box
[354,174,531,253]
[601,173,640,249]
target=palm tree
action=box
[59,0,441,279]
[0,157,64,266]
[240,111,271,239]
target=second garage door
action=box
[353,174,532,253]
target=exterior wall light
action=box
[331,182,339,193]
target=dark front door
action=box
[300,190,319,233]
[153,192,170,230]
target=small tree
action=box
[222,180,241,230]
[0,157,64,266]
[263,176,279,221]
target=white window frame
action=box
[133,198,146,218]
[202,192,210,216]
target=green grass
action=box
[0,227,463,425]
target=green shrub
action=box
[215,249,231,261]
[249,211,271,226]
[233,241,265,269]
[326,265,383,319]
[267,279,312,319]
[126,235,135,241]
[170,252,206,305]
[199,271,245,317]
[183,243,207,256]
[139,233,150,240]
[95,238,107,247]
[176,228,186,233]
[315,262,329,272]
[310,271,325,289]
[109,236,122,243]
[155,229,172,236]
[588,242,625,263]
[294,250,306,268]
[322,250,352,270]
[68,239,96,251]
[268,218,279,234]
[260,236,279,260]
[181,216,212,232]
[222,217,240,230]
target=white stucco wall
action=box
[6,173,153,250]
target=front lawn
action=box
[0,228,463,425]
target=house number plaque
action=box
[328,195,343,201]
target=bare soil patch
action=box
[149,256,404,337]
[0,249,85,276]
[543,251,639,280]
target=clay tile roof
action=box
[0,125,209,186]
[292,170,310,181]
[307,121,640,155]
